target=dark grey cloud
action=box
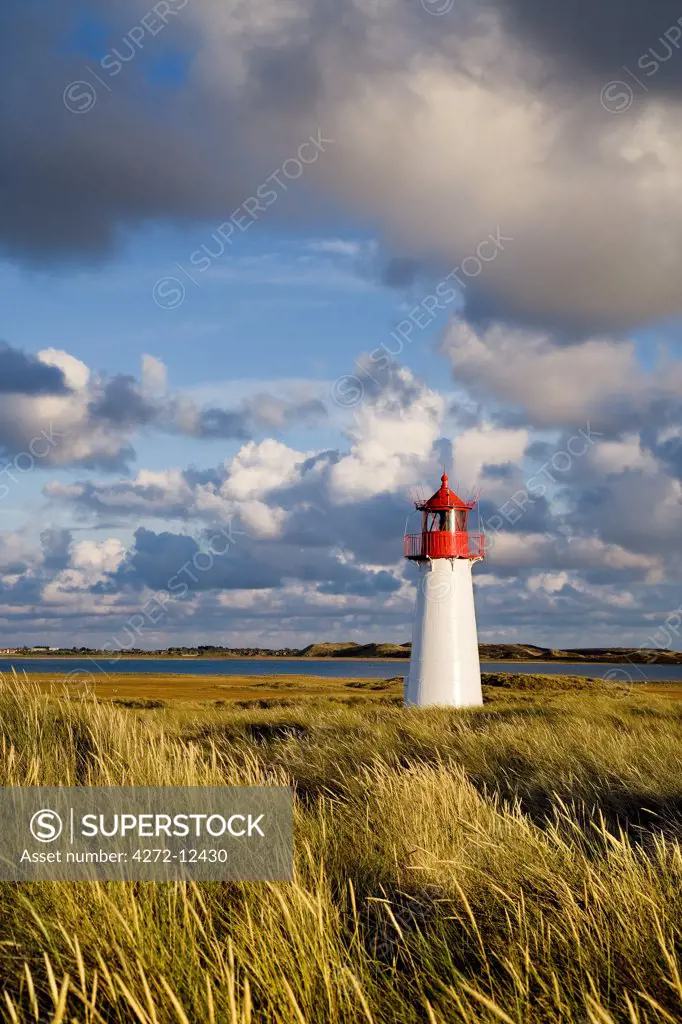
[104,526,402,599]
[48,479,192,521]
[480,462,516,481]
[318,570,400,596]
[4,1,682,334]
[86,377,324,445]
[88,375,157,427]
[0,0,331,263]
[382,256,422,291]
[193,408,251,441]
[478,494,552,537]
[498,0,682,98]
[456,289,612,342]
[248,395,328,432]
[40,528,72,572]
[0,2,213,261]
[0,342,68,394]
[640,409,682,480]
[87,379,308,444]
[0,341,326,471]
[279,490,409,567]
[571,470,681,558]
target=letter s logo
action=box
[30,809,63,843]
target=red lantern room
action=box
[404,473,485,561]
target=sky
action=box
[0,0,681,651]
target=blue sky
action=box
[0,0,681,650]
[2,228,447,393]
[0,222,456,500]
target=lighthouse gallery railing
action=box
[404,531,485,560]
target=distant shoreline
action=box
[3,656,681,666]
[2,642,681,665]
[13,655,405,663]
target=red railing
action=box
[404,531,485,560]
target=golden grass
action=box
[21,668,682,706]
[21,671,404,705]
[1,673,682,1021]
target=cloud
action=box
[44,443,312,541]
[441,318,682,433]
[495,0,682,100]
[40,528,72,572]
[4,0,682,647]
[452,423,530,490]
[31,335,680,651]
[44,471,195,520]
[306,238,363,257]
[140,355,168,398]
[5,2,682,331]
[0,342,68,395]
[243,392,328,431]
[221,439,311,500]
[330,366,445,501]
[103,525,403,609]
[42,538,128,609]
[0,343,325,469]
[87,375,159,429]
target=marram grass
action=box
[0,674,681,1022]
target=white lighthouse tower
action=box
[404,473,485,707]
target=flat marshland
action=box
[1,672,682,1022]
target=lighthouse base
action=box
[405,558,483,708]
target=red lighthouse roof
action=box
[415,473,475,511]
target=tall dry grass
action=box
[0,675,681,1022]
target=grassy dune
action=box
[1,674,682,1021]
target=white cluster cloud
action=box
[0,347,326,471]
[42,538,127,610]
[331,368,445,501]
[452,424,530,491]
[12,329,674,648]
[441,319,682,430]
[222,440,309,501]
[0,348,115,468]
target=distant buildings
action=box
[0,646,60,654]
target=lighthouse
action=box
[404,473,485,707]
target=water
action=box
[0,658,681,683]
